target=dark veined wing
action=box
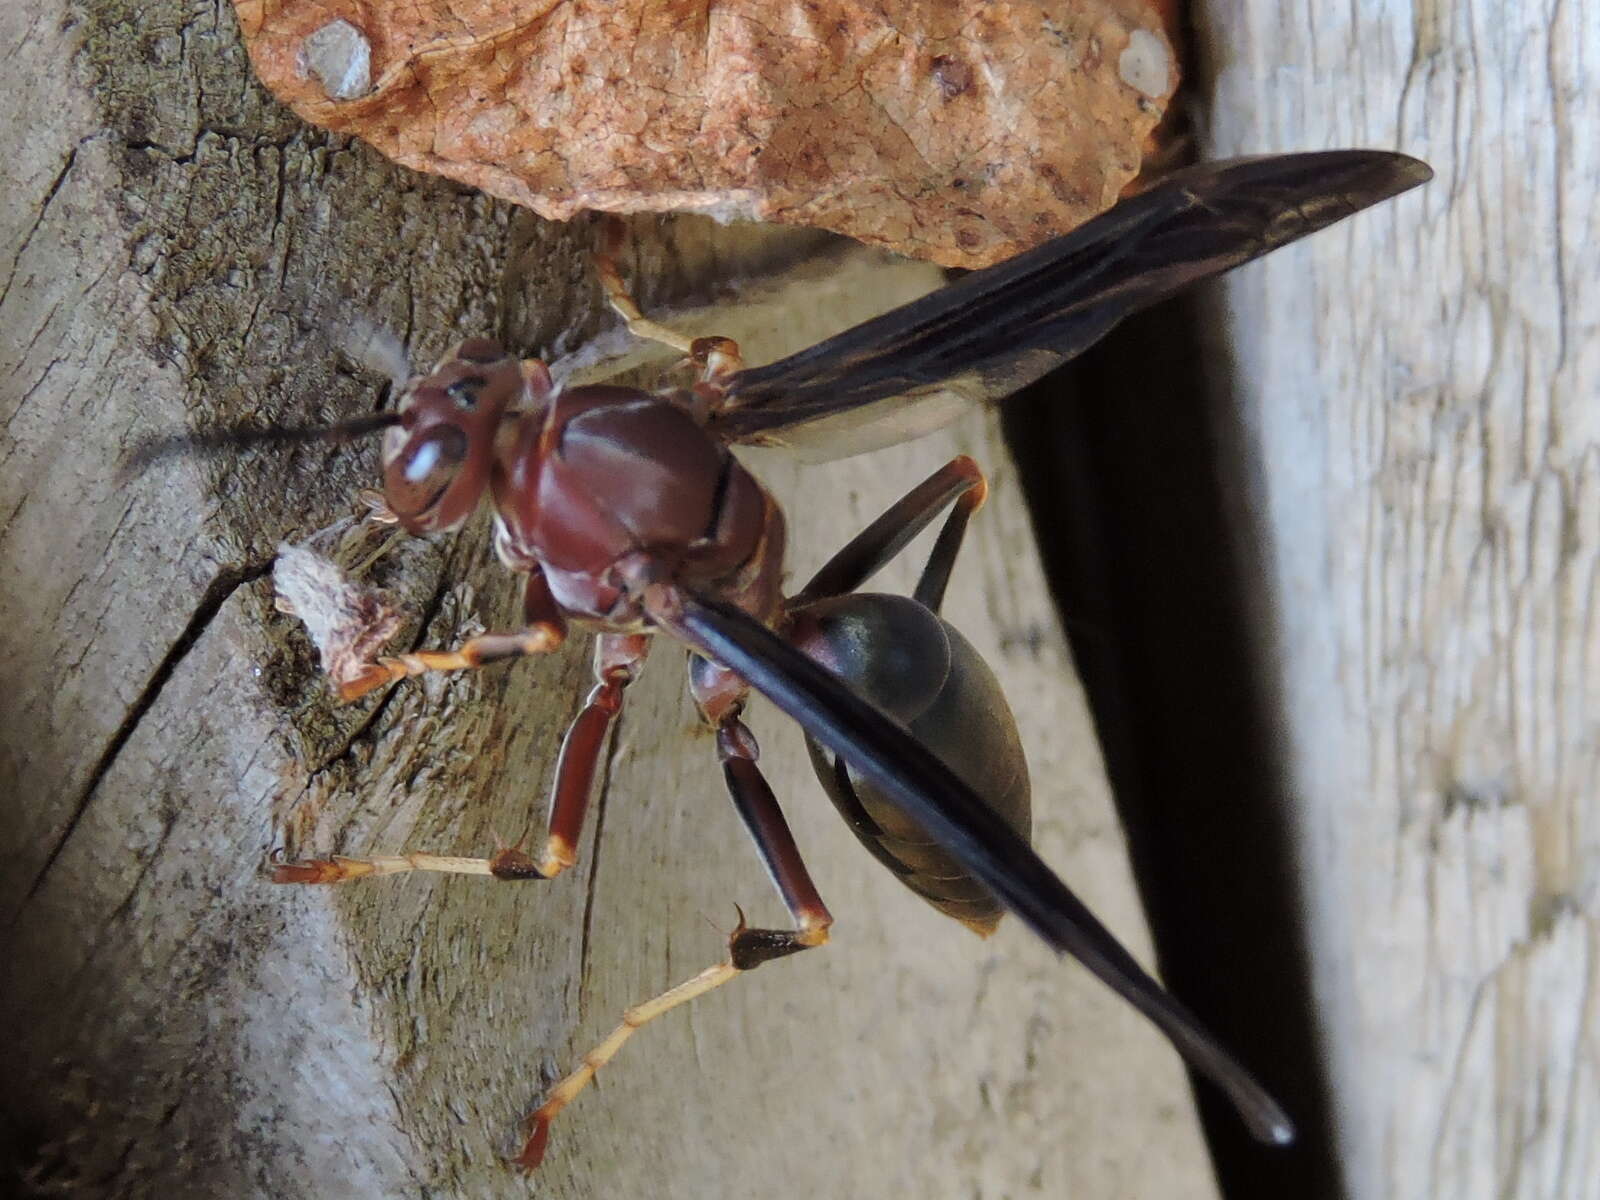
[711,150,1431,457]
[658,585,1296,1148]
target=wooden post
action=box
[1198,4,1599,1197]
[2,3,1223,1194]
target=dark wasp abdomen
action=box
[791,593,1032,935]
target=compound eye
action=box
[384,425,468,522]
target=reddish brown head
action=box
[122,334,556,534]
[381,338,533,534]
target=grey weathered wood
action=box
[1198,4,1598,1198]
[3,3,1221,1196]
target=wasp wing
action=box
[712,150,1430,457]
[664,586,1295,1146]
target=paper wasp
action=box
[140,150,1430,1168]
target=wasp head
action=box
[379,338,537,534]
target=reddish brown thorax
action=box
[379,340,786,635]
[491,384,785,631]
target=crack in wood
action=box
[1,140,82,303]
[16,558,274,914]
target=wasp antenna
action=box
[120,411,403,479]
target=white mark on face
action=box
[405,437,442,483]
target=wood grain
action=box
[2,3,1221,1195]
[1198,4,1598,1198]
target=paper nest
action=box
[235,0,1175,268]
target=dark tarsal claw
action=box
[513,1114,551,1172]
[489,846,547,880]
[729,926,815,970]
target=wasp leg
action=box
[517,679,831,1171]
[339,569,568,701]
[790,455,987,611]
[508,633,651,880]
[336,626,564,701]
[275,634,649,886]
[594,219,743,382]
[270,851,501,885]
